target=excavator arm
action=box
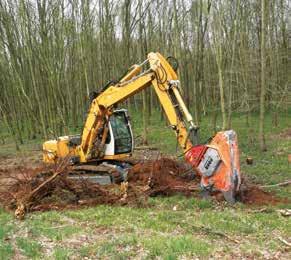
[78,52,195,161]
[43,52,241,202]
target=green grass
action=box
[0,209,14,260]
[27,211,82,240]
[0,200,290,258]
[0,243,13,260]
[53,247,72,260]
[0,111,290,258]
[16,238,42,258]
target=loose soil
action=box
[0,157,288,218]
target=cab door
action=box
[104,110,134,156]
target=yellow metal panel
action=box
[103,154,131,160]
[97,74,153,108]
[151,79,192,151]
[171,87,193,124]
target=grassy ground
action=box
[0,110,290,259]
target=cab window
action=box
[109,112,132,154]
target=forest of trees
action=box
[0,0,289,151]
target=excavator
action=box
[43,52,241,203]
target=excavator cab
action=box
[43,109,133,163]
[104,109,134,156]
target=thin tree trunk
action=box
[259,0,267,151]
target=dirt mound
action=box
[128,158,197,185]
[0,157,288,218]
[128,158,200,197]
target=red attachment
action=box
[185,145,207,167]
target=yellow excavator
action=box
[43,52,241,203]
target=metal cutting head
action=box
[185,130,241,203]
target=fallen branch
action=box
[199,226,240,244]
[278,236,291,247]
[172,221,239,244]
[277,209,291,217]
[260,180,291,188]
[249,207,270,213]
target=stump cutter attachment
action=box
[185,130,241,203]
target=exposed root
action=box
[260,180,291,188]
